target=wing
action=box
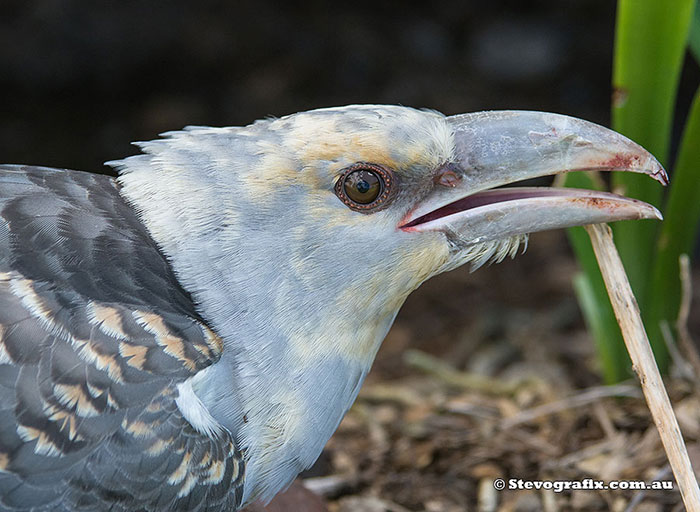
[0,166,244,511]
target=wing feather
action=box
[0,166,244,511]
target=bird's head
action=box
[113,105,665,502]
[225,105,664,280]
[118,106,662,322]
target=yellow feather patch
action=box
[168,451,192,485]
[288,234,448,367]
[119,341,148,369]
[133,311,196,370]
[53,383,99,418]
[205,459,226,484]
[71,337,125,384]
[87,302,128,340]
[146,401,163,413]
[177,473,198,498]
[0,325,13,365]
[9,278,54,325]
[229,452,241,482]
[16,425,62,457]
[199,324,224,357]
[146,438,168,456]
[121,419,153,439]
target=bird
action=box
[0,105,666,511]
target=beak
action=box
[400,111,666,245]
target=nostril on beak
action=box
[436,166,462,188]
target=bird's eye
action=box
[345,170,380,203]
[335,163,394,212]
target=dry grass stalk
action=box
[585,223,700,511]
[677,254,700,379]
[403,349,521,395]
[500,384,639,429]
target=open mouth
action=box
[400,185,663,230]
[401,187,557,228]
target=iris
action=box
[344,170,380,204]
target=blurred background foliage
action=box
[565,0,700,383]
[0,0,699,385]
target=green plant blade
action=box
[612,0,694,165]
[647,86,700,357]
[573,273,629,384]
[610,0,694,294]
[610,0,694,370]
[690,0,700,64]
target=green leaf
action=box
[612,0,695,169]
[647,86,700,359]
[690,1,700,65]
[573,273,629,384]
[609,0,695,370]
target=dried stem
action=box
[677,254,700,379]
[585,223,700,511]
[403,349,521,395]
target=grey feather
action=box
[0,166,244,511]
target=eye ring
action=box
[334,163,394,212]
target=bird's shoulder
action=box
[0,164,223,378]
[0,165,243,511]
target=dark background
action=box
[3,2,700,509]
[4,0,697,174]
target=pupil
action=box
[356,180,370,194]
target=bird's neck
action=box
[187,311,392,504]
[115,149,405,504]
[186,286,397,504]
